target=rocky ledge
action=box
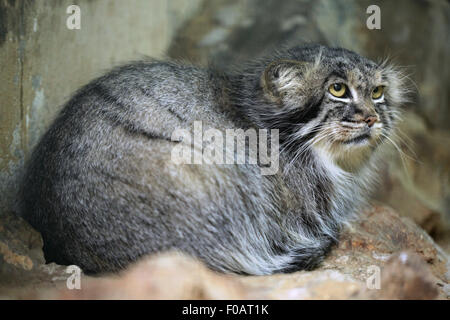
[0,205,449,299]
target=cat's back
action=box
[91,60,225,121]
[21,60,223,203]
[20,61,233,229]
[27,60,227,166]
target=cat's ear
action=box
[261,59,310,102]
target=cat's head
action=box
[256,44,409,171]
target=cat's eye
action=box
[372,86,384,99]
[328,83,347,98]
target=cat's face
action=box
[260,45,407,170]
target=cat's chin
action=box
[342,133,371,145]
[313,139,377,173]
[337,142,378,172]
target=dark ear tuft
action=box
[273,68,280,79]
[262,60,309,102]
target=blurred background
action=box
[0,0,449,295]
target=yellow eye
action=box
[328,83,347,97]
[372,86,384,99]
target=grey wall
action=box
[0,0,202,218]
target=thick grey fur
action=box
[19,44,405,275]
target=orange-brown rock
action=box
[2,206,448,300]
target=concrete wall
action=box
[0,0,202,217]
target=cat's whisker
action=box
[390,130,420,164]
[380,132,414,182]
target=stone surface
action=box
[2,206,448,300]
[373,112,450,251]
[373,252,440,300]
[0,212,68,298]
[321,206,448,285]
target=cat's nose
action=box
[364,115,378,127]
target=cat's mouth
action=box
[343,132,371,144]
[312,122,383,150]
[339,123,382,146]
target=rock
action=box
[374,252,439,300]
[322,206,448,286]
[13,253,248,300]
[3,206,448,300]
[373,112,450,252]
[241,268,364,300]
[0,211,68,298]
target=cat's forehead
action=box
[290,44,371,60]
[288,45,379,77]
[322,49,377,74]
[330,58,381,84]
[323,53,382,87]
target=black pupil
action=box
[333,84,342,91]
[374,87,379,93]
